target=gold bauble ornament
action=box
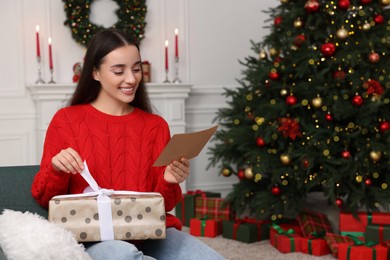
[244,167,254,179]
[258,50,267,60]
[311,96,323,108]
[269,48,279,57]
[336,27,349,39]
[280,154,291,165]
[221,168,231,177]
[379,0,390,6]
[362,23,371,31]
[280,89,288,96]
[281,0,289,3]
[294,18,303,28]
[370,151,382,162]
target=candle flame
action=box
[175,28,179,35]
[165,40,169,47]
[48,37,52,44]
[36,25,40,32]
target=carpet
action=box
[182,227,335,260]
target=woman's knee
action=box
[86,240,143,260]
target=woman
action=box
[31,29,224,260]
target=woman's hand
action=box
[164,157,190,184]
[51,148,84,174]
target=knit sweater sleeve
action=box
[31,109,72,208]
[151,119,182,212]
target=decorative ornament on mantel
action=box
[62,0,147,47]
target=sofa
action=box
[0,165,47,259]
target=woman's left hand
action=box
[164,157,190,184]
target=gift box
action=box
[338,242,388,260]
[222,218,270,243]
[49,162,166,242]
[175,190,220,226]
[194,197,232,221]
[340,212,390,238]
[324,232,354,257]
[300,233,330,256]
[190,218,222,238]
[297,210,333,237]
[365,224,390,244]
[270,223,302,253]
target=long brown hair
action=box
[69,29,153,113]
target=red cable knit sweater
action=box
[31,104,182,230]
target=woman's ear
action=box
[92,68,100,81]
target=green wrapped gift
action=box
[365,224,390,243]
[175,190,220,226]
[222,218,270,243]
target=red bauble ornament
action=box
[302,159,309,168]
[338,0,350,10]
[237,169,245,180]
[269,71,280,80]
[360,0,372,4]
[368,52,380,63]
[293,34,306,47]
[341,150,351,159]
[286,95,298,106]
[334,70,346,80]
[379,121,390,133]
[336,198,343,208]
[256,137,266,147]
[365,179,372,186]
[271,186,281,196]
[352,95,363,106]
[374,14,385,24]
[325,113,333,122]
[305,0,320,13]
[321,43,336,57]
[274,16,283,26]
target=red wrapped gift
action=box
[297,210,333,237]
[338,242,388,260]
[325,232,354,257]
[365,224,390,244]
[190,218,222,238]
[270,223,302,253]
[300,233,331,256]
[340,212,390,238]
[195,197,233,221]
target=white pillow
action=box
[0,209,91,260]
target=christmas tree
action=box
[208,0,390,221]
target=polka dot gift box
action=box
[48,162,166,242]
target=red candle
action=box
[165,40,169,70]
[174,28,179,58]
[48,37,53,69]
[36,25,40,58]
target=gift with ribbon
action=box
[324,232,354,257]
[175,190,220,227]
[222,217,270,243]
[297,210,333,237]
[194,196,233,221]
[270,223,302,253]
[337,235,388,260]
[189,217,222,238]
[340,212,390,239]
[365,224,390,244]
[49,161,166,242]
[300,231,330,256]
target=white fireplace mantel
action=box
[27,83,193,158]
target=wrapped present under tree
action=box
[190,218,222,238]
[222,218,269,243]
[195,197,233,220]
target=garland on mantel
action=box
[62,0,147,47]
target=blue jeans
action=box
[86,228,225,260]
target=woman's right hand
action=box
[51,148,84,174]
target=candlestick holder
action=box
[163,69,170,83]
[48,68,56,84]
[35,57,45,84]
[173,57,182,84]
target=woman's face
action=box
[93,45,142,109]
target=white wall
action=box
[0,0,277,195]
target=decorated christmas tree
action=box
[208,0,390,221]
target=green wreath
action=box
[63,0,147,47]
